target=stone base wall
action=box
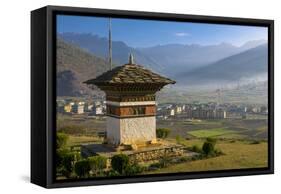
[128,146,184,163]
[81,143,185,168]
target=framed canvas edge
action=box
[33,5,274,188]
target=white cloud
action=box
[175,32,190,37]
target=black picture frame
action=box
[31,5,274,188]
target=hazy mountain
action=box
[177,44,268,87]
[239,39,267,51]
[139,40,267,76]
[57,32,268,96]
[57,38,108,96]
[58,32,164,73]
[59,32,266,77]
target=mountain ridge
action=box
[58,32,164,74]
[176,44,268,87]
[57,33,268,96]
[57,38,109,96]
[59,32,267,77]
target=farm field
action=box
[66,135,102,147]
[145,139,268,174]
[157,118,268,140]
[57,114,268,141]
[188,128,235,138]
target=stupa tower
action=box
[84,54,175,146]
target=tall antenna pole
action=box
[109,18,112,70]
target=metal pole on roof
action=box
[109,18,112,70]
[129,53,134,64]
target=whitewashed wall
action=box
[107,116,156,145]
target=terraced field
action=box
[188,128,235,138]
[157,118,268,140]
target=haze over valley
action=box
[57,32,268,104]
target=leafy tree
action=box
[56,133,68,149]
[202,142,215,156]
[74,159,91,178]
[201,138,224,157]
[156,128,171,139]
[56,149,79,178]
[206,137,217,145]
[111,154,129,175]
[106,170,120,177]
[190,145,202,153]
[56,149,69,168]
[125,163,144,176]
[88,156,107,175]
[60,152,76,178]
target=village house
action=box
[92,105,103,115]
[185,107,226,120]
[72,103,84,114]
[64,104,72,113]
[168,108,175,116]
[175,106,182,114]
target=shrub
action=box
[74,159,91,178]
[176,135,184,144]
[56,133,68,149]
[56,149,68,168]
[177,156,190,163]
[61,152,76,178]
[111,154,129,175]
[106,170,120,177]
[202,142,215,156]
[149,162,162,170]
[74,151,81,161]
[159,155,172,168]
[125,163,144,175]
[88,156,107,175]
[190,145,202,153]
[156,128,171,139]
[56,149,80,178]
[206,137,217,145]
[250,140,261,144]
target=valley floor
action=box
[56,114,268,178]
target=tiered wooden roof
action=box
[84,63,175,86]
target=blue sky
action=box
[57,15,268,48]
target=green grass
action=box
[145,139,268,174]
[66,135,103,147]
[188,128,235,138]
[216,133,247,139]
[158,117,268,140]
